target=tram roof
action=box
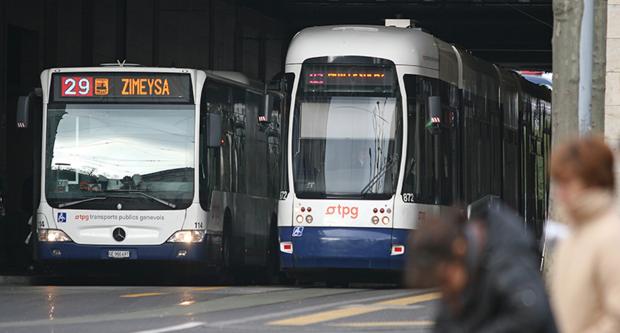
[285,25,440,70]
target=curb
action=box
[0,275,32,284]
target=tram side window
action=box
[402,75,439,204]
[200,80,231,209]
[439,81,459,204]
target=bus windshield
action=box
[292,63,402,199]
[45,104,195,210]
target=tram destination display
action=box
[302,65,395,94]
[51,72,193,103]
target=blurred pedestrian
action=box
[549,136,620,333]
[408,204,557,333]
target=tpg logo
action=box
[326,205,359,219]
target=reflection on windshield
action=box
[45,104,195,209]
[293,96,402,199]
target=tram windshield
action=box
[45,104,195,210]
[292,62,403,200]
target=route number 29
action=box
[61,76,93,97]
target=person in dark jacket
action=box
[407,204,557,333]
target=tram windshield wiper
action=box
[58,196,107,208]
[106,190,177,209]
[360,155,399,196]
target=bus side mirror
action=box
[206,113,222,148]
[17,96,31,129]
[427,96,442,135]
[260,94,273,124]
[16,89,42,129]
[0,191,5,217]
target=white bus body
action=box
[31,66,282,270]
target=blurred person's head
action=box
[551,136,615,222]
[407,210,484,312]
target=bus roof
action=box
[44,66,195,74]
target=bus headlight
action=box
[371,216,380,224]
[296,215,304,223]
[305,215,313,224]
[382,216,390,225]
[38,229,72,242]
[167,230,205,243]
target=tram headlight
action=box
[38,229,72,242]
[296,215,304,224]
[167,230,205,243]
[305,215,313,224]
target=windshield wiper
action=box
[133,191,177,209]
[106,190,177,209]
[360,155,399,196]
[58,196,107,208]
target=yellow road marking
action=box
[270,306,381,326]
[330,320,434,328]
[120,292,166,298]
[268,292,440,326]
[120,287,224,298]
[376,292,441,306]
[191,287,225,291]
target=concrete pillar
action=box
[552,0,582,145]
[552,0,607,139]
[605,0,620,185]
[550,0,583,221]
[592,0,608,133]
[550,0,607,220]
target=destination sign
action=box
[51,73,193,103]
[302,65,395,94]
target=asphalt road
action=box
[0,278,439,333]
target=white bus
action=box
[17,66,283,275]
[277,23,551,274]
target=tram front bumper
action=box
[278,226,409,271]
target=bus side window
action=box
[245,90,267,197]
[232,87,247,194]
[268,93,282,198]
[200,80,229,210]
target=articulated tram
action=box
[277,23,551,274]
[18,66,283,274]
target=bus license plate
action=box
[108,250,130,259]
